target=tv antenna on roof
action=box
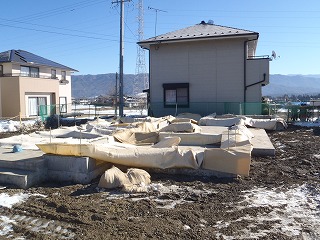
[148,6,167,37]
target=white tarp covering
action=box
[159,132,221,146]
[37,142,199,169]
[199,114,287,130]
[244,117,288,130]
[199,117,244,127]
[159,122,201,133]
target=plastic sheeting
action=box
[159,122,201,133]
[199,116,244,127]
[199,114,287,131]
[202,140,252,176]
[112,122,158,145]
[37,142,199,169]
[176,113,202,122]
[159,133,221,146]
[244,117,288,130]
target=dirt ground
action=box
[1,124,320,239]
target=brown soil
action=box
[1,124,320,239]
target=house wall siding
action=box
[19,77,59,117]
[0,63,73,117]
[0,77,21,118]
[246,58,270,102]
[149,38,246,104]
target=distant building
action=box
[0,49,77,118]
[138,21,270,116]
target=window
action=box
[163,83,189,107]
[59,97,67,113]
[61,71,66,80]
[28,97,47,116]
[20,66,39,78]
[21,66,30,77]
[0,65,3,76]
[51,69,56,79]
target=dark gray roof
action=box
[0,49,78,71]
[138,21,259,47]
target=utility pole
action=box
[112,0,131,117]
[115,72,118,116]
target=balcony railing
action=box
[0,73,59,80]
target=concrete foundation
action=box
[44,154,112,184]
[0,126,275,189]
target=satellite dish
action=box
[208,19,214,25]
[271,50,280,60]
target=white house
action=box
[138,21,270,116]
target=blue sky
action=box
[1,0,320,75]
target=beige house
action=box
[0,50,77,118]
[138,21,270,116]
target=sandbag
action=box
[98,166,131,189]
[126,168,151,185]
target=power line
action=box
[0,22,137,43]
[0,17,119,38]
[14,0,107,22]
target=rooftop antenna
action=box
[271,50,280,60]
[148,6,167,37]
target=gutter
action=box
[138,33,258,50]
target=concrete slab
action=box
[0,148,46,171]
[0,167,47,189]
[249,128,275,156]
[199,126,275,156]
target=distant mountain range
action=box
[71,74,320,98]
[262,74,320,97]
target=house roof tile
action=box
[0,49,78,71]
[138,21,258,46]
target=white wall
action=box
[150,38,246,103]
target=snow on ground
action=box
[217,184,320,239]
[0,193,47,237]
[0,193,29,209]
[101,183,216,210]
[101,182,320,238]
[0,119,39,133]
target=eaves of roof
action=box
[138,22,259,48]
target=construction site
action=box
[0,112,319,239]
[1,0,320,239]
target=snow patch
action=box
[218,184,320,239]
[0,193,29,208]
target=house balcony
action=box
[246,56,270,86]
[0,73,60,80]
